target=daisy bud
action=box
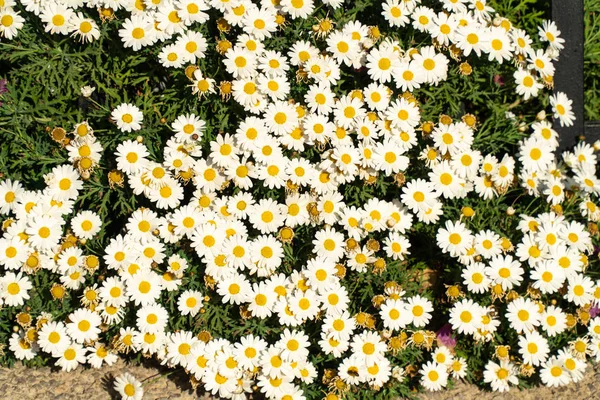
[371,295,386,309]
[345,238,358,250]
[439,114,452,125]
[421,121,434,135]
[536,110,547,121]
[99,7,114,20]
[459,62,473,76]
[405,364,418,378]
[373,258,386,274]
[506,290,519,301]
[239,305,252,320]
[448,44,462,59]
[136,135,143,143]
[494,345,510,360]
[388,336,405,354]
[16,312,32,328]
[500,237,513,251]
[278,226,294,242]
[578,307,591,324]
[179,168,194,181]
[197,330,212,343]
[365,314,377,329]
[107,170,124,188]
[520,363,535,377]
[80,85,95,98]
[462,113,477,127]
[315,17,334,37]
[50,283,66,300]
[355,311,369,327]
[275,13,286,26]
[85,256,99,272]
[77,157,94,172]
[50,127,67,143]
[216,17,230,33]
[203,275,216,289]
[492,282,504,297]
[367,239,380,252]
[445,285,461,299]
[322,369,336,383]
[25,327,37,343]
[66,234,78,244]
[215,39,232,55]
[547,47,560,59]
[506,206,515,216]
[461,206,475,218]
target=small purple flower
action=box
[493,74,505,86]
[590,303,600,319]
[0,79,7,107]
[436,323,457,349]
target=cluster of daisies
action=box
[3,0,600,398]
[0,162,110,367]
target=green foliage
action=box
[585,0,600,120]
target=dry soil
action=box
[0,359,597,399]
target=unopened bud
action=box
[461,207,475,218]
[536,110,546,121]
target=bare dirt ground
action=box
[0,359,598,399]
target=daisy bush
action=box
[0,0,595,398]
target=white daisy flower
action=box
[114,372,144,400]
